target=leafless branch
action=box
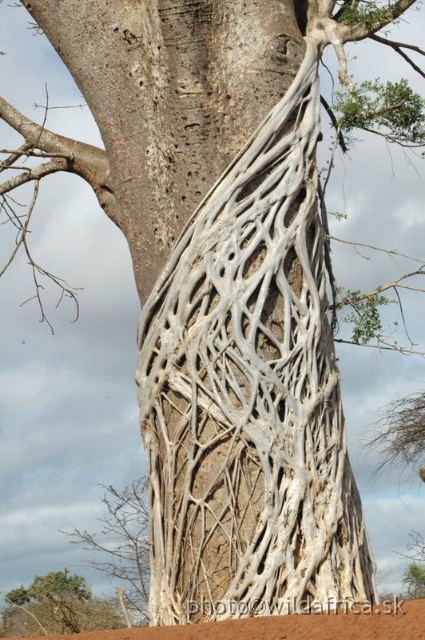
[0,177,81,334]
[326,233,425,352]
[0,157,68,195]
[365,391,425,472]
[393,285,414,348]
[33,101,87,110]
[362,126,425,149]
[321,94,348,152]
[328,234,425,265]
[0,94,114,331]
[0,181,38,278]
[334,337,425,356]
[1,594,48,636]
[0,95,110,188]
[397,531,425,562]
[63,480,150,623]
[370,33,425,80]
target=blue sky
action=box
[1,3,424,602]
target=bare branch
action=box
[0,95,117,331]
[334,337,425,357]
[354,269,425,298]
[320,95,348,152]
[365,391,425,471]
[393,286,414,348]
[327,234,425,352]
[64,481,149,623]
[399,531,425,562]
[370,33,425,80]
[0,143,32,171]
[0,181,38,278]
[0,96,111,193]
[33,101,87,111]
[1,595,48,636]
[0,157,67,196]
[362,125,425,148]
[328,234,425,265]
[0,178,82,334]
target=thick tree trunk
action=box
[22,0,305,303]
[22,0,377,625]
[136,31,377,624]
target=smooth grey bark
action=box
[21,0,305,303]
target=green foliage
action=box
[403,562,425,599]
[4,586,31,606]
[336,1,387,28]
[29,568,91,603]
[337,79,425,146]
[1,570,122,636]
[330,210,348,221]
[337,288,392,345]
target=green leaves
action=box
[336,79,425,146]
[336,288,392,345]
[2,570,124,635]
[336,2,388,28]
[403,562,425,599]
[5,569,92,606]
[29,569,91,603]
[4,586,31,606]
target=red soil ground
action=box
[20,599,424,640]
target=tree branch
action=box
[0,96,113,203]
[328,233,425,352]
[370,33,425,80]
[318,0,338,16]
[320,95,348,152]
[337,0,418,43]
[0,181,38,279]
[334,336,425,356]
[328,234,425,265]
[0,157,67,196]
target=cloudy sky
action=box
[1,3,424,604]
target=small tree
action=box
[4,587,31,607]
[66,481,150,624]
[3,570,123,635]
[403,562,425,599]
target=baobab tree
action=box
[1,0,425,626]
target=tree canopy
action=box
[5,569,91,608]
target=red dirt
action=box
[19,599,425,640]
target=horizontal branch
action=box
[328,234,425,265]
[370,33,425,80]
[362,126,425,148]
[0,157,67,196]
[334,337,425,357]
[0,95,114,209]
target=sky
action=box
[0,3,424,604]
